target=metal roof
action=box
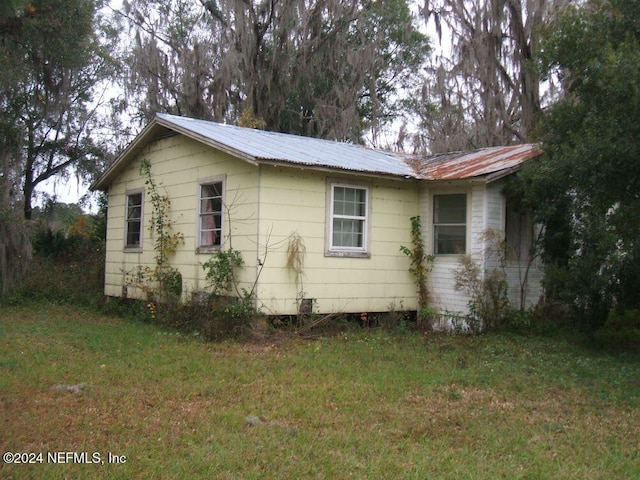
[404,144,543,181]
[158,113,414,176]
[91,113,542,191]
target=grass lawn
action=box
[1,304,639,479]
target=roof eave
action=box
[419,165,524,185]
[90,119,162,191]
[256,158,415,180]
[484,164,524,183]
[90,115,260,192]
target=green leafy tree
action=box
[0,0,113,219]
[523,0,640,328]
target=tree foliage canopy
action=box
[117,0,430,143]
[522,0,640,327]
[0,0,112,219]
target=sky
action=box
[39,175,92,206]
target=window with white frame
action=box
[125,191,143,249]
[198,180,224,250]
[433,193,467,255]
[328,183,369,254]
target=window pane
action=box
[333,218,364,248]
[200,230,220,247]
[334,186,366,217]
[434,194,466,224]
[126,193,142,247]
[354,189,366,216]
[128,192,142,207]
[200,213,220,229]
[201,197,222,213]
[201,183,222,198]
[127,206,141,220]
[435,225,466,254]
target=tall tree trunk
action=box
[23,174,33,220]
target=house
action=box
[91,113,544,328]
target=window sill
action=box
[123,246,142,253]
[197,246,222,254]
[433,253,466,261]
[325,250,370,259]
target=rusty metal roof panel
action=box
[157,113,415,177]
[403,144,543,181]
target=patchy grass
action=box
[1,305,639,479]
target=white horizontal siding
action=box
[505,258,544,310]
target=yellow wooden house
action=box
[91,113,543,328]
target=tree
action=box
[0,0,112,220]
[116,0,430,143]
[412,0,569,153]
[522,0,640,328]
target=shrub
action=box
[454,255,509,332]
[202,249,244,296]
[141,293,255,341]
[5,217,105,307]
[593,309,640,350]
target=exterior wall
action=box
[419,182,479,321]
[102,133,542,319]
[487,180,544,310]
[104,137,418,313]
[254,166,420,315]
[104,134,259,300]
[420,179,544,330]
[504,254,544,311]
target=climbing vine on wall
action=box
[400,216,433,321]
[137,158,184,299]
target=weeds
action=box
[453,231,510,332]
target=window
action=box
[505,203,533,261]
[125,192,143,249]
[328,183,369,255]
[198,180,223,250]
[433,193,467,255]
